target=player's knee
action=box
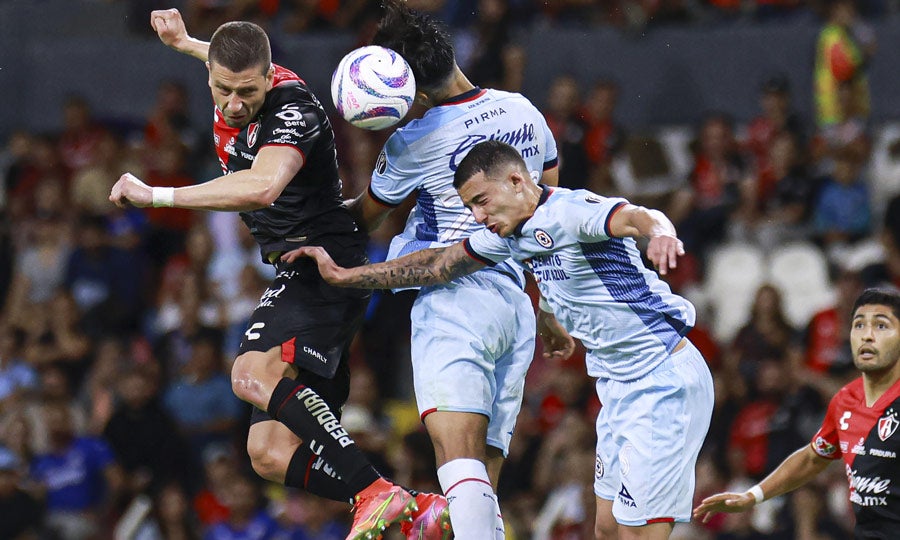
[246,436,289,482]
[231,351,279,406]
[594,513,618,540]
[425,412,487,462]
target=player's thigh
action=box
[411,275,533,454]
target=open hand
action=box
[537,309,576,360]
[281,246,349,285]
[646,234,684,276]
[692,491,756,524]
[109,173,152,208]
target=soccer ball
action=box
[330,45,416,131]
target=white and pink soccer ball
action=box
[330,45,416,131]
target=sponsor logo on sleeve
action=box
[595,455,604,479]
[814,436,838,457]
[376,150,387,175]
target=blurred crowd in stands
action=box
[1,0,898,538]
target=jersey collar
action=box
[438,87,486,106]
[513,185,553,237]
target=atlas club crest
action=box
[247,122,260,147]
[878,408,898,442]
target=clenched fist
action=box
[109,173,152,208]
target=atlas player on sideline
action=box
[695,287,900,539]
[344,2,575,539]
[109,9,418,539]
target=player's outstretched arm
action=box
[281,242,486,289]
[150,8,209,61]
[692,445,832,524]
[608,204,684,275]
[344,190,392,233]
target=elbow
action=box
[246,181,282,208]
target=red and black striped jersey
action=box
[811,376,900,538]
[212,64,362,262]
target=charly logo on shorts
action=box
[534,229,554,248]
[595,455,604,479]
[375,150,387,175]
[247,122,260,147]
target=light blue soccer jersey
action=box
[369,87,558,289]
[465,186,696,381]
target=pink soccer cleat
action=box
[402,492,453,540]
[347,478,418,540]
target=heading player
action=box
[284,140,715,540]
[695,287,900,539]
[109,9,418,539]
[344,2,574,538]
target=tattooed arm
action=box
[281,242,486,289]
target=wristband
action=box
[152,187,175,208]
[748,484,765,504]
[538,297,552,313]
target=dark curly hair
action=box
[373,0,455,92]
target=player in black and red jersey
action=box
[109,9,419,539]
[694,288,900,539]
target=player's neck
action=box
[862,364,900,407]
[432,66,475,104]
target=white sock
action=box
[437,458,504,540]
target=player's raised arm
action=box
[110,145,302,211]
[150,8,209,61]
[693,445,832,523]
[282,242,486,289]
[607,204,684,276]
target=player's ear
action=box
[414,90,432,107]
[206,61,213,87]
[265,64,275,91]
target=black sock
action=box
[285,445,354,504]
[268,377,380,494]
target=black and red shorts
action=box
[242,243,370,424]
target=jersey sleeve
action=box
[463,229,512,266]
[540,114,559,170]
[810,392,844,460]
[569,193,629,242]
[368,133,421,207]
[258,99,325,160]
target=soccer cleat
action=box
[401,492,453,540]
[346,478,417,540]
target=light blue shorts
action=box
[410,270,535,455]
[593,340,714,526]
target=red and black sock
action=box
[268,377,380,495]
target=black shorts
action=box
[242,240,371,424]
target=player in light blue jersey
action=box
[286,140,715,540]
[343,2,574,539]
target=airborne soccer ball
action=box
[331,46,416,131]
